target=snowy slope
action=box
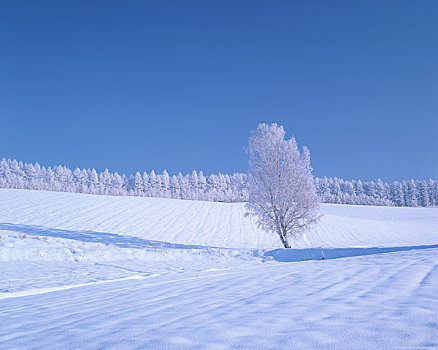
[0,188,436,250]
[0,188,437,350]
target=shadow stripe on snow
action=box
[264,244,438,262]
[0,222,227,250]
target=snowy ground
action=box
[1,188,437,349]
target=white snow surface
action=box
[0,188,437,349]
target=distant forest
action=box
[1,158,437,207]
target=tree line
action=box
[0,158,436,207]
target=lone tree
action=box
[246,123,320,248]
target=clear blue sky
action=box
[1,0,437,182]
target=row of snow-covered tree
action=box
[0,158,247,202]
[0,158,437,207]
[314,177,437,207]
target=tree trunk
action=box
[279,231,291,248]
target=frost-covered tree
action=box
[99,169,112,195]
[44,167,55,191]
[161,170,171,198]
[343,180,355,197]
[88,169,99,193]
[245,123,320,248]
[433,180,438,206]
[111,172,124,195]
[73,168,86,193]
[319,177,332,202]
[189,170,199,200]
[198,171,207,198]
[170,175,181,199]
[148,170,158,197]
[134,171,143,196]
[428,179,437,206]
[142,172,150,196]
[376,179,385,200]
[355,180,364,197]
[405,180,418,207]
[23,163,36,189]
[177,173,190,200]
[329,177,341,203]
[390,181,404,207]
[417,180,430,207]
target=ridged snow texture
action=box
[1,189,437,349]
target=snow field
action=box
[0,188,437,349]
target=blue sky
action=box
[1,0,437,182]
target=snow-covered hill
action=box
[1,188,437,349]
[1,188,436,250]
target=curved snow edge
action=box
[0,274,159,300]
[264,243,438,262]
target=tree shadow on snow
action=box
[0,222,221,251]
[264,243,438,262]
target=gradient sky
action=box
[1,0,437,182]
